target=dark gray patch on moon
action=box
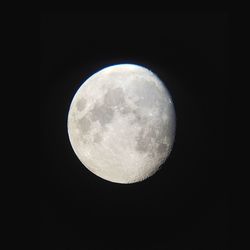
[157,143,168,154]
[76,98,86,111]
[131,110,147,124]
[104,87,125,107]
[87,87,129,127]
[135,129,149,152]
[135,127,157,153]
[90,104,114,126]
[78,116,91,133]
[76,87,131,141]
[135,122,169,159]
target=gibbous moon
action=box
[67,64,176,184]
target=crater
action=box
[157,143,168,154]
[135,129,151,152]
[132,110,147,124]
[119,106,132,115]
[136,139,149,152]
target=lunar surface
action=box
[67,64,175,184]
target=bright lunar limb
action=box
[67,64,176,184]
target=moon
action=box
[67,64,176,184]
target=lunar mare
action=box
[67,64,175,184]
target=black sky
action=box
[40,11,229,250]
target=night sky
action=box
[40,11,229,250]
